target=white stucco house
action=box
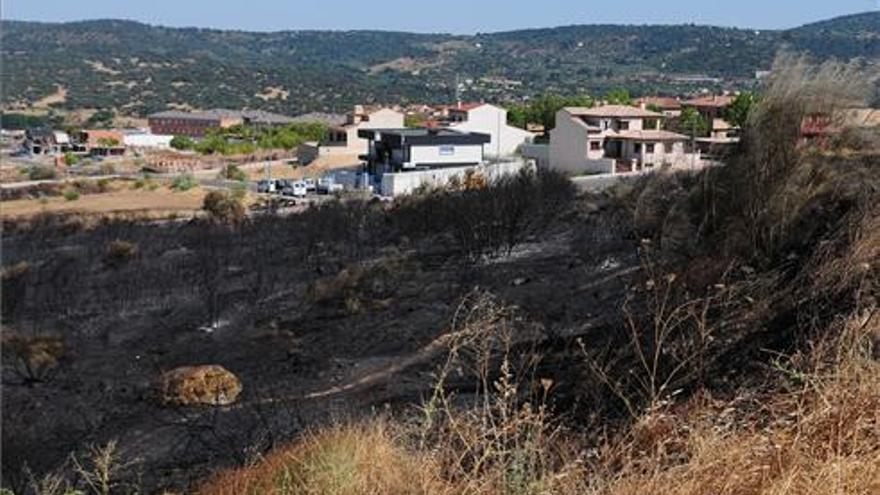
[298,105,405,164]
[548,105,695,175]
[447,103,535,159]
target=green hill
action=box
[2,12,877,116]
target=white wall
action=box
[336,108,405,155]
[381,160,532,196]
[123,133,173,149]
[450,104,534,158]
[521,143,550,169]
[409,143,483,167]
[549,110,614,174]
[619,140,689,168]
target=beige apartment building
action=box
[548,105,694,175]
[297,105,405,164]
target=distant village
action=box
[3,92,878,197]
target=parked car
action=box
[282,181,308,197]
[302,177,316,192]
[257,178,286,193]
[317,177,344,195]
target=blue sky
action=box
[4,0,878,33]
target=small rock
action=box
[156,365,242,406]
[511,277,530,287]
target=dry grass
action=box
[197,308,879,495]
[1,186,209,219]
[197,420,453,495]
[589,311,880,495]
[243,155,361,181]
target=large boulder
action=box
[156,365,242,406]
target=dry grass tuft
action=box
[197,420,452,495]
[156,365,243,406]
[587,311,880,495]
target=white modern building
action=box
[359,127,530,196]
[447,103,535,159]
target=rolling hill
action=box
[2,11,878,117]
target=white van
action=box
[283,181,308,197]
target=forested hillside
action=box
[2,12,878,116]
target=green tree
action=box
[97,137,120,147]
[522,94,594,130]
[677,107,709,137]
[725,91,758,129]
[506,104,528,129]
[170,135,194,150]
[604,88,632,105]
[404,115,425,128]
[63,152,80,166]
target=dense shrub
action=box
[63,189,80,201]
[171,174,198,191]
[28,166,57,181]
[223,164,247,182]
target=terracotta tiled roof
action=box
[635,97,682,110]
[566,105,664,118]
[610,129,688,141]
[84,129,125,147]
[681,95,735,108]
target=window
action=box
[645,143,655,153]
[633,143,642,153]
[619,121,630,130]
[590,141,601,151]
[644,119,658,130]
[664,142,673,153]
[439,145,455,156]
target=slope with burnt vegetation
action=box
[3,56,880,494]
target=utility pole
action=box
[496,107,502,160]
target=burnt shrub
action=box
[1,261,30,321]
[392,168,575,261]
[104,239,138,268]
[1,333,66,384]
[202,190,246,224]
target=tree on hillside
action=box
[604,88,632,105]
[86,109,115,128]
[725,91,758,129]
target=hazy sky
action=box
[4,0,878,33]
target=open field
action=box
[1,186,210,218]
